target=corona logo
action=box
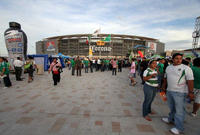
[96,40,105,46]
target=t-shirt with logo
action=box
[143,68,158,87]
[165,64,194,93]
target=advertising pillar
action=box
[4,22,27,67]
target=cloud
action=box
[0,0,200,55]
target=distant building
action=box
[36,34,165,57]
[171,47,200,57]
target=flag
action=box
[102,34,111,42]
[86,35,91,45]
[92,28,101,37]
[138,51,144,58]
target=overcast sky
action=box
[0,0,200,55]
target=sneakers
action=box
[162,117,170,124]
[170,127,183,135]
[190,112,197,117]
[0,75,6,79]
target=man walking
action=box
[75,56,82,76]
[13,57,23,81]
[162,53,194,135]
[83,58,89,73]
[70,58,75,76]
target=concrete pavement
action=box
[0,68,199,135]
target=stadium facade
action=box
[36,34,165,57]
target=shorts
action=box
[194,89,200,104]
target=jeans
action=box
[158,73,164,87]
[166,91,187,132]
[85,66,88,73]
[142,83,157,117]
[112,68,116,75]
[133,73,136,78]
[72,67,75,75]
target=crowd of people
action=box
[65,56,130,76]
[1,53,200,135]
[48,56,131,86]
[0,56,36,89]
[138,53,200,135]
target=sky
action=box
[0,0,200,55]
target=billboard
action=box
[46,41,56,51]
[148,42,157,51]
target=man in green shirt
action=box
[83,58,89,73]
[191,57,200,117]
[0,57,12,88]
[70,58,75,76]
[105,59,110,71]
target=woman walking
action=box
[129,58,136,86]
[142,60,158,121]
[48,58,62,85]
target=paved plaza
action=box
[0,68,199,135]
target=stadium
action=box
[36,34,165,57]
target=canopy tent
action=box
[133,45,149,49]
[57,53,71,59]
[28,54,49,71]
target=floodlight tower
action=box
[192,16,200,53]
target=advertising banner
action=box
[148,42,157,51]
[46,41,56,51]
[4,22,27,67]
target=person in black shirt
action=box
[140,57,148,84]
[118,59,123,72]
[89,58,93,73]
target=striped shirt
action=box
[143,68,158,87]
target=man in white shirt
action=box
[162,53,194,135]
[13,57,23,81]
